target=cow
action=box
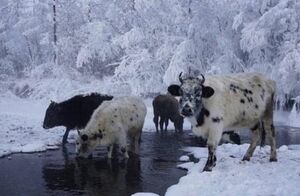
[43,93,113,144]
[152,94,184,132]
[75,96,147,159]
[168,72,277,171]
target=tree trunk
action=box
[53,0,57,64]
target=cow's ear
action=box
[81,134,88,141]
[202,86,214,98]
[168,84,181,96]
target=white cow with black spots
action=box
[168,72,277,171]
[76,96,147,159]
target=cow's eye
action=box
[178,89,183,96]
[179,98,183,104]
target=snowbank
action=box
[166,144,300,196]
[0,94,66,157]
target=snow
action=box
[166,143,300,196]
[179,155,190,162]
[131,193,159,196]
[0,94,72,157]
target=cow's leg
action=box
[62,128,71,144]
[164,118,169,131]
[153,113,159,132]
[203,128,222,172]
[133,130,141,154]
[263,119,277,162]
[159,117,165,132]
[242,124,260,161]
[263,94,277,162]
[107,145,113,159]
[118,133,129,159]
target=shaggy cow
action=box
[43,93,113,144]
[76,96,147,159]
[168,72,277,171]
[152,94,184,132]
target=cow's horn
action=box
[200,74,205,84]
[179,72,184,83]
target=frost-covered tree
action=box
[234,0,300,105]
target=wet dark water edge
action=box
[0,126,300,196]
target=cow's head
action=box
[75,127,104,158]
[43,101,62,129]
[168,73,214,117]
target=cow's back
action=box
[60,93,113,129]
[95,97,146,132]
[153,95,180,119]
[203,73,276,129]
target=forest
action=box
[0,0,300,108]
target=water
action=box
[0,127,300,196]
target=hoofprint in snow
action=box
[165,144,300,196]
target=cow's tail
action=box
[260,121,266,147]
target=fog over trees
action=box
[1,0,300,108]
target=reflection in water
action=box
[42,146,142,196]
[239,126,300,147]
[41,132,188,196]
[276,126,300,146]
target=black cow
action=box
[152,94,184,132]
[43,93,113,144]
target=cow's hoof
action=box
[242,156,250,161]
[203,166,213,172]
[270,157,277,162]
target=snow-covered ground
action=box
[165,144,300,196]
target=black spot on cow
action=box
[212,117,223,123]
[240,99,245,104]
[136,114,139,118]
[249,90,253,94]
[247,97,253,103]
[255,104,259,109]
[261,88,265,100]
[114,115,118,118]
[130,118,133,121]
[196,108,210,127]
[242,111,246,116]
[111,120,114,124]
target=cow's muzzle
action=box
[181,106,193,117]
